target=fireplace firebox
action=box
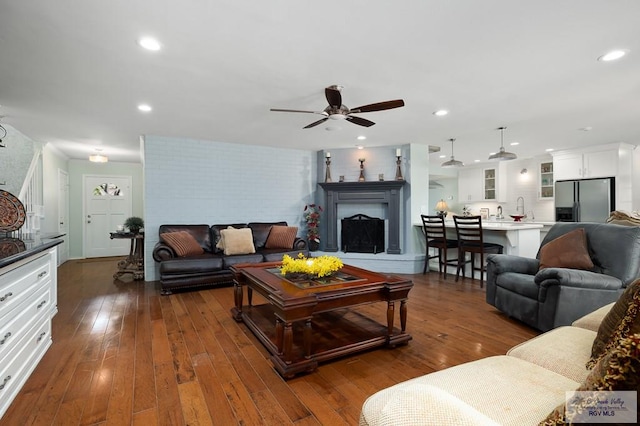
[341,214,385,253]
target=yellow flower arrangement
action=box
[280,253,343,278]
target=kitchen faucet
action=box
[516,197,525,217]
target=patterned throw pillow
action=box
[160,231,204,257]
[539,333,640,425]
[219,227,255,255]
[538,228,594,271]
[587,279,640,368]
[265,226,298,249]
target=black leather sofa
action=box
[486,222,640,331]
[152,222,308,295]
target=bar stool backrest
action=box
[420,215,447,245]
[453,215,484,245]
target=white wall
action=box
[42,144,69,236]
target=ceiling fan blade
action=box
[325,87,342,108]
[346,116,375,127]
[349,99,405,114]
[303,117,329,129]
[270,108,324,114]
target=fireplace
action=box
[319,180,406,254]
[341,214,385,253]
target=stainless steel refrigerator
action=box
[555,177,615,222]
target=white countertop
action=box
[443,220,543,230]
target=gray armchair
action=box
[486,222,640,331]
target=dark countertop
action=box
[0,234,64,269]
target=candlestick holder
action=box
[358,158,366,182]
[324,157,332,182]
[395,155,403,180]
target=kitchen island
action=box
[444,220,544,259]
[416,220,544,276]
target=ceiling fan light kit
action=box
[270,85,404,129]
[488,126,517,161]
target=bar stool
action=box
[420,214,458,278]
[453,215,503,287]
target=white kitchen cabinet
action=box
[553,149,618,180]
[458,167,502,202]
[458,168,483,202]
[0,247,58,419]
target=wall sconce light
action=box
[520,168,528,175]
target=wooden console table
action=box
[109,232,144,280]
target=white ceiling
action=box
[1,1,638,167]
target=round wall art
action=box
[0,190,26,232]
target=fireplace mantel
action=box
[319,180,406,254]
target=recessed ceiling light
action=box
[138,104,152,112]
[474,159,481,163]
[356,145,364,150]
[598,49,628,62]
[510,142,519,146]
[545,148,554,152]
[439,155,446,159]
[138,37,162,51]
[433,110,449,117]
[357,135,367,140]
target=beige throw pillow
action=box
[219,227,255,255]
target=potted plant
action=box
[124,216,144,234]
[304,204,322,251]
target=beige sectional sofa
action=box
[359,303,617,425]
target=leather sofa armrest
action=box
[153,242,176,262]
[293,237,307,250]
[486,254,539,275]
[535,268,623,290]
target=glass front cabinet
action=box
[484,168,496,200]
[539,161,554,199]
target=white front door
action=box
[83,175,132,258]
[57,169,69,264]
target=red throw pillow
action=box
[265,226,298,249]
[160,231,204,257]
[538,228,594,271]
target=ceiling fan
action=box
[270,85,405,129]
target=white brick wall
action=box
[143,136,317,280]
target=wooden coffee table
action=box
[231,262,413,378]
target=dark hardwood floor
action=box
[1,258,538,425]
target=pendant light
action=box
[488,126,517,161]
[441,138,464,168]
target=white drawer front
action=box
[0,253,51,321]
[0,283,52,361]
[0,316,51,418]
